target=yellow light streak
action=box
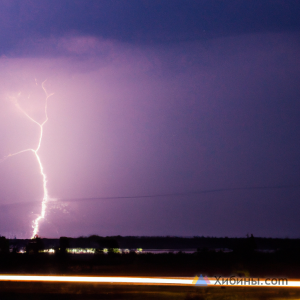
[0,275,194,285]
[0,275,299,287]
[1,80,54,238]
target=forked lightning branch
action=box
[1,81,54,238]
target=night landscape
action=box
[0,0,300,299]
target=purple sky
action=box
[0,1,300,238]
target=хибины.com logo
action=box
[193,275,211,286]
[193,275,288,287]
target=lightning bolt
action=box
[1,80,54,238]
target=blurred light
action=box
[0,276,299,287]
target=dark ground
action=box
[0,282,299,300]
[1,239,300,299]
[1,249,300,277]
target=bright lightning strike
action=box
[2,80,54,238]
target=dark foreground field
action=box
[0,281,299,300]
[1,250,300,277]
[1,250,300,299]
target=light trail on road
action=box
[0,275,192,286]
[0,275,299,287]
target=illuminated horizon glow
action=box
[1,80,54,238]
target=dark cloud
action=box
[0,2,300,238]
[0,0,300,56]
